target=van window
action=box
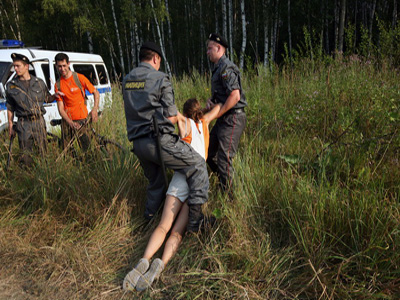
[54,64,60,82]
[41,63,50,89]
[28,69,36,77]
[95,64,109,84]
[0,62,12,84]
[72,64,98,85]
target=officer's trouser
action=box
[132,133,209,219]
[16,116,47,166]
[207,110,246,192]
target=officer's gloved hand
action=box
[187,204,216,233]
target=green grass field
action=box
[0,56,399,299]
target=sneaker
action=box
[136,258,164,292]
[122,258,149,291]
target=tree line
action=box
[1,0,399,78]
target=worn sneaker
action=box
[122,258,149,291]
[136,258,164,292]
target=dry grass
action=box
[0,57,399,299]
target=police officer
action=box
[6,53,55,166]
[123,41,208,232]
[206,33,247,193]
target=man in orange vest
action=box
[54,52,100,151]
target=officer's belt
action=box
[18,115,42,121]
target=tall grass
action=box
[0,56,399,299]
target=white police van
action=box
[0,39,112,132]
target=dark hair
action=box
[183,98,204,123]
[55,53,69,63]
[139,48,157,62]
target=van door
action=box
[71,63,111,111]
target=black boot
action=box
[187,204,216,233]
[187,204,203,233]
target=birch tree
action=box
[239,0,247,69]
[271,0,280,63]
[87,31,94,53]
[150,0,171,76]
[199,0,205,73]
[338,0,346,53]
[222,0,227,38]
[110,0,125,75]
[334,0,339,51]
[165,0,176,72]
[10,0,22,40]
[393,0,398,29]
[0,0,20,40]
[288,0,292,63]
[228,0,233,59]
[214,0,219,33]
[368,0,377,42]
[263,0,270,67]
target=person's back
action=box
[123,62,175,141]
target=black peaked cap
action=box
[141,41,162,57]
[208,33,228,48]
[11,53,30,64]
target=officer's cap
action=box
[208,33,228,48]
[141,41,162,58]
[11,53,30,64]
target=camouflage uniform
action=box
[6,76,51,166]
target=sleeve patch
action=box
[125,80,145,90]
[221,71,228,80]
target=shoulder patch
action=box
[125,80,145,90]
[221,71,228,80]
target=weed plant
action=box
[0,56,399,299]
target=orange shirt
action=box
[182,118,210,160]
[55,73,95,120]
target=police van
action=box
[0,39,112,132]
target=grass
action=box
[0,55,399,299]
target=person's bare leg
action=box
[161,202,189,265]
[124,195,182,291]
[142,195,183,260]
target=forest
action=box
[1,0,399,77]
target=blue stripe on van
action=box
[0,102,6,111]
[86,86,112,96]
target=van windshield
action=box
[0,62,12,85]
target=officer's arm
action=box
[216,89,240,118]
[57,101,80,129]
[203,103,222,125]
[7,110,15,139]
[160,76,178,124]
